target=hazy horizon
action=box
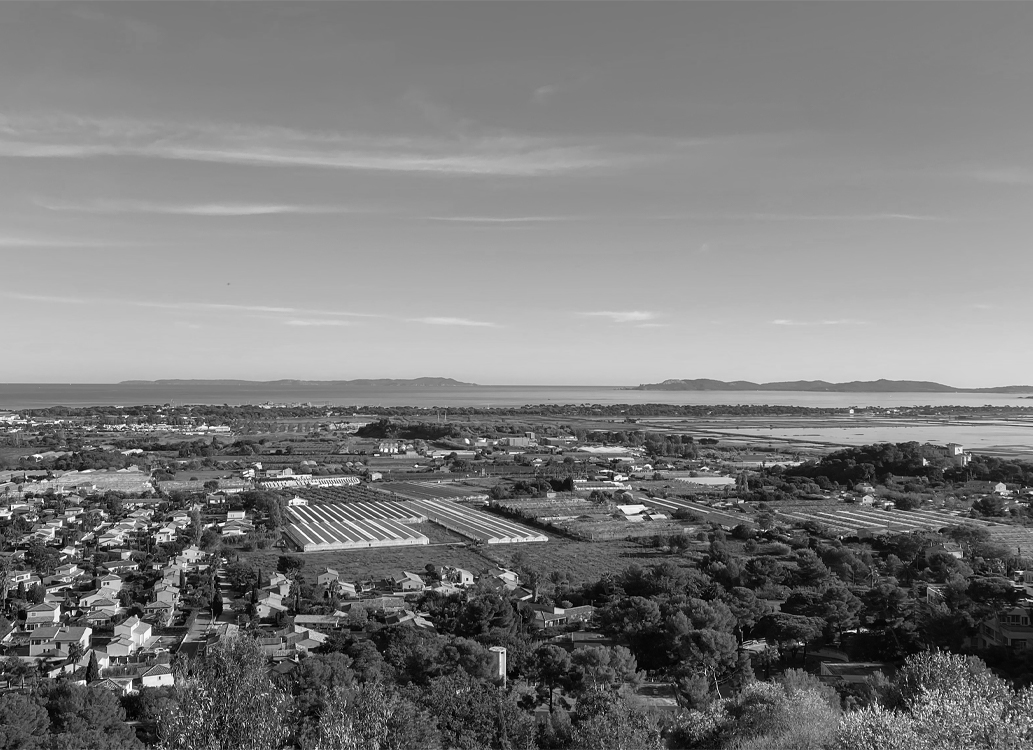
[4,2,1032,386]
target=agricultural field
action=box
[400,497,548,544]
[492,496,690,541]
[647,496,756,528]
[283,503,429,552]
[374,481,490,502]
[481,538,684,584]
[239,542,501,585]
[293,485,397,505]
[771,501,1033,551]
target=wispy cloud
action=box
[770,318,868,326]
[532,85,559,104]
[974,168,1033,187]
[283,319,356,327]
[0,114,623,177]
[579,311,658,323]
[4,293,377,319]
[412,317,498,327]
[0,234,135,248]
[36,198,364,217]
[4,293,513,331]
[424,215,585,224]
[744,213,943,222]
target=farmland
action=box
[399,497,548,544]
[491,495,690,541]
[282,480,547,549]
[283,503,429,552]
[771,501,1033,551]
[374,481,490,502]
[239,540,494,583]
[292,484,399,505]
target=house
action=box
[154,526,178,544]
[442,567,475,586]
[977,604,1033,650]
[102,559,139,575]
[530,604,596,630]
[255,591,289,618]
[28,625,92,657]
[55,563,81,579]
[24,602,61,630]
[386,571,426,593]
[153,582,179,605]
[316,568,340,587]
[140,664,175,689]
[385,610,435,630]
[115,615,152,650]
[102,636,137,661]
[99,574,123,592]
[95,677,134,696]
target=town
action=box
[2,402,1033,747]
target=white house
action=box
[115,615,152,650]
[140,664,175,689]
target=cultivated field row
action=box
[400,497,547,544]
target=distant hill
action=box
[632,378,1033,393]
[118,378,477,387]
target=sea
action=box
[1,383,1032,410]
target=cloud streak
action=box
[770,318,868,326]
[424,215,586,224]
[4,293,377,319]
[5,293,500,329]
[283,319,356,327]
[579,311,658,323]
[36,198,365,217]
[743,213,944,222]
[0,114,622,177]
[412,317,498,327]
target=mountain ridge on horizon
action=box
[632,378,1033,393]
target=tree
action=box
[834,651,1033,750]
[0,692,50,750]
[278,555,305,579]
[157,636,291,750]
[571,688,663,750]
[0,556,11,603]
[45,682,141,748]
[86,651,101,683]
[210,591,223,619]
[760,614,825,665]
[25,543,61,576]
[569,646,641,695]
[188,508,203,546]
[534,644,571,713]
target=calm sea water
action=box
[1,383,1031,410]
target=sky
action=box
[1,2,1032,386]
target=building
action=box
[115,615,152,651]
[977,604,1033,650]
[24,602,61,630]
[28,626,92,658]
[140,664,175,689]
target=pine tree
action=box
[86,651,101,683]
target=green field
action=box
[238,530,661,586]
[238,542,498,583]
